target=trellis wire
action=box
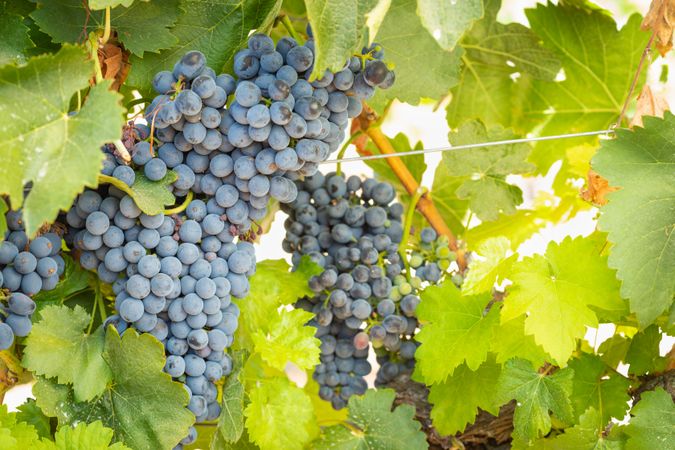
[321,129,615,164]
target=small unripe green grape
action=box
[410,276,423,289]
[436,235,450,246]
[409,253,424,268]
[371,338,384,349]
[390,288,402,301]
[448,251,457,262]
[451,273,463,286]
[438,259,451,271]
[435,246,451,259]
[420,242,433,251]
[393,274,406,286]
[399,282,412,295]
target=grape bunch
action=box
[281,172,422,408]
[0,209,64,350]
[143,32,394,237]
[410,227,461,285]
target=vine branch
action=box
[615,31,656,128]
[353,103,467,270]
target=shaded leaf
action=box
[417,0,482,51]
[624,388,675,450]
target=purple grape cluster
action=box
[0,209,65,350]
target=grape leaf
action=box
[496,358,574,446]
[430,164,469,234]
[106,171,178,216]
[501,236,626,364]
[0,198,8,242]
[0,11,34,65]
[215,352,245,444]
[234,257,321,351]
[370,0,462,108]
[597,334,632,369]
[535,407,623,450]
[463,207,550,249]
[313,389,426,450]
[304,379,348,426]
[33,328,193,450]
[524,3,648,172]
[567,354,630,426]
[52,420,131,449]
[429,356,501,435]
[462,236,516,294]
[445,0,560,129]
[442,120,534,221]
[0,404,43,449]
[415,280,498,384]
[0,46,124,237]
[244,377,314,450]
[625,388,675,450]
[592,114,675,326]
[625,324,668,376]
[30,0,179,56]
[305,0,379,78]
[417,0,482,51]
[251,308,320,371]
[490,315,549,367]
[127,0,281,92]
[23,305,111,402]
[88,0,137,9]
[15,400,51,440]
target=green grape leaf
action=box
[430,164,469,234]
[364,132,427,215]
[446,0,560,129]
[463,207,550,249]
[305,0,380,78]
[0,404,43,449]
[15,400,51,440]
[33,328,193,450]
[52,420,131,449]
[370,0,462,108]
[127,0,281,92]
[417,0,482,51]
[251,308,320,371]
[535,407,623,450]
[313,389,426,450]
[234,257,321,351]
[491,315,549,367]
[502,236,626,364]
[304,379,348,427]
[625,324,667,376]
[0,12,34,66]
[105,171,178,216]
[33,255,92,315]
[215,352,245,444]
[244,377,314,450]
[597,334,631,369]
[625,388,675,450]
[0,46,124,237]
[0,198,8,243]
[88,0,137,9]
[415,280,498,384]
[443,120,534,221]
[524,3,648,171]
[429,356,501,435]
[592,114,675,326]
[496,358,574,446]
[30,0,179,56]
[567,354,631,426]
[23,305,111,402]
[462,236,516,294]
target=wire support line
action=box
[320,129,615,164]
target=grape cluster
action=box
[0,209,64,350]
[410,227,461,285]
[144,32,393,237]
[281,172,422,408]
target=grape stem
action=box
[101,7,112,44]
[164,191,194,215]
[98,174,134,197]
[400,186,428,280]
[279,14,303,44]
[353,103,466,269]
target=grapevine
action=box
[0,1,672,450]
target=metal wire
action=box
[320,129,615,164]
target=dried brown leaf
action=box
[581,170,618,206]
[642,0,675,55]
[98,41,131,91]
[630,85,670,127]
